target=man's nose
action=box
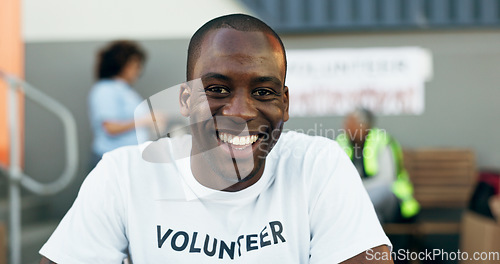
[221,92,258,122]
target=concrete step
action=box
[20,220,59,264]
[1,220,59,264]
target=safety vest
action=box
[336,129,420,218]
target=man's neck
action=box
[190,152,266,192]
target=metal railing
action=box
[0,71,78,264]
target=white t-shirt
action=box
[40,131,390,263]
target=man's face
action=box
[180,28,289,190]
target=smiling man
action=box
[39,14,392,263]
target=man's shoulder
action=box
[271,132,352,196]
[102,136,190,167]
[103,143,144,162]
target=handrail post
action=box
[7,78,22,264]
[1,71,78,264]
[8,182,21,264]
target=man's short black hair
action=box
[186,13,287,82]
[96,40,147,80]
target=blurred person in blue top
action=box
[88,40,153,168]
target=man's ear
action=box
[179,82,191,117]
[283,86,289,122]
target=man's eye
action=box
[206,86,229,94]
[252,88,275,97]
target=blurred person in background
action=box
[88,40,161,169]
[336,108,420,223]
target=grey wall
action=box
[24,30,500,217]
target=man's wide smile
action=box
[213,129,266,159]
[218,132,259,149]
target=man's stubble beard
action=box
[201,149,266,187]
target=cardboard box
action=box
[460,211,500,263]
[491,197,500,221]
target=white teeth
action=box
[219,132,259,146]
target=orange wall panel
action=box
[0,0,23,167]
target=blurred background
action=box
[1,0,500,263]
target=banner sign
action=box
[286,47,433,116]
